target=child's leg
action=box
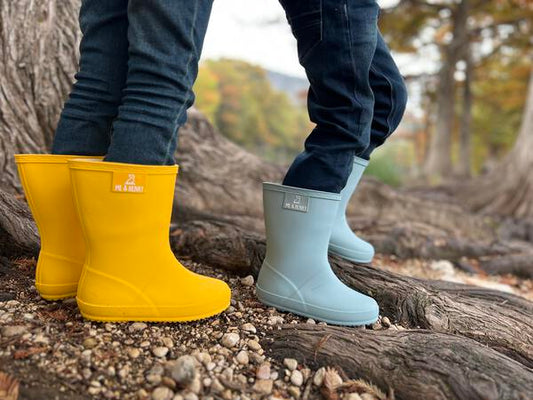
[104,0,213,165]
[360,31,408,159]
[52,0,129,156]
[280,0,380,193]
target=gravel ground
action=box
[2,254,529,399]
[0,257,394,400]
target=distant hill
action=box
[266,70,309,106]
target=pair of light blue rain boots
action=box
[256,156,378,326]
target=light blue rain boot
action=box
[256,183,379,326]
[328,156,374,263]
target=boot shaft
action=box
[68,159,178,270]
[262,183,340,278]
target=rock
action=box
[241,323,256,333]
[283,358,298,371]
[162,337,174,348]
[83,337,98,349]
[171,355,196,386]
[194,352,211,366]
[290,370,303,386]
[252,379,273,394]
[211,378,224,393]
[152,386,174,400]
[129,322,148,332]
[382,316,391,328]
[313,367,326,386]
[153,347,169,358]
[256,363,271,380]
[267,316,284,325]
[188,376,201,394]
[236,350,249,365]
[128,348,141,359]
[306,318,316,324]
[33,333,49,344]
[346,394,363,400]
[240,275,254,286]
[288,386,301,398]
[247,340,261,351]
[430,260,455,275]
[221,332,239,348]
[360,394,376,400]
[183,393,198,400]
[147,374,163,385]
[1,325,27,337]
[162,376,176,390]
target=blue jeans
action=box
[280,0,408,193]
[52,0,213,165]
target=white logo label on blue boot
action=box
[282,193,309,213]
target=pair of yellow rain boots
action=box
[14,154,231,322]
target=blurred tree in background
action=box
[194,59,311,164]
[381,0,532,180]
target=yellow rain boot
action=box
[14,154,95,300]
[68,158,231,322]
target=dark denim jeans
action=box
[52,0,213,165]
[280,0,408,193]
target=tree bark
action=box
[0,191,39,258]
[0,0,82,193]
[264,325,533,400]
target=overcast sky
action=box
[202,0,413,78]
[201,0,435,116]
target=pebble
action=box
[256,363,271,380]
[153,347,169,358]
[183,393,198,400]
[171,355,196,386]
[288,386,301,398]
[128,348,141,359]
[241,323,256,333]
[313,367,326,386]
[240,275,254,287]
[235,350,249,365]
[129,322,148,332]
[221,332,239,348]
[247,340,261,351]
[83,337,98,349]
[382,316,391,328]
[283,358,298,371]
[147,374,163,385]
[1,325,27,337]
[267,316,284,325]
[162,337,174,348]
[211,379,224,393]
[189,376,202,394]
[252,379,273,394]
[290,370,303,386]
[152,386,174,400]
[346,394,363,400]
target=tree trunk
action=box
[424,0,470,179]
[456,49,473,177]
[463,67,533,218]
[0,0,82,193]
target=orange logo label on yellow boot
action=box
[112,172,146,193]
